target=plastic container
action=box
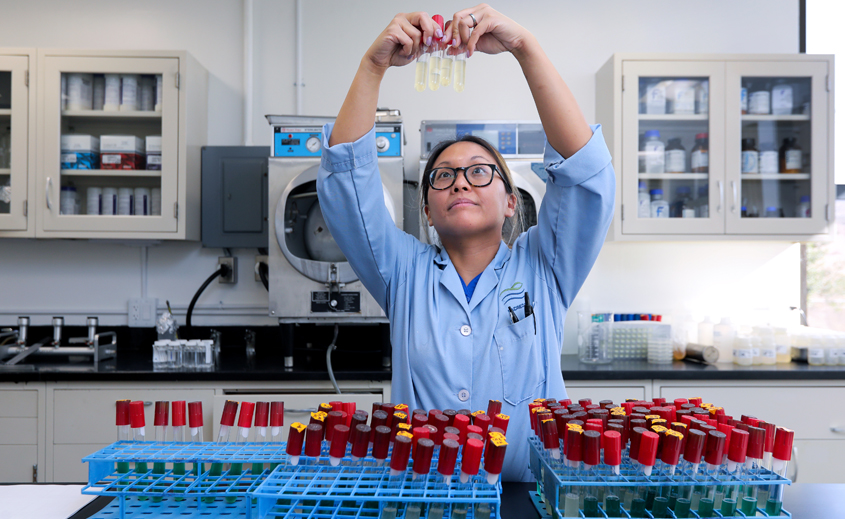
[638,181,650,218]
[668,80,696,114]
[749,90,770,115]
[134,187,151,216]
[797,196,811,218]
[60,186,78,215]
[759,145,778,174]
[733,336,753,366]
[650,189,669,218]
[773,327,791,363]
[104,74,120,111]
[120,74,140,111]
[807,334,825,366]
[664,138,686,173]
[824,334,839,366]
[66,73,94,111]
[579,319,613,365]
[771,82,794,115]
[646,83,666,114]
[86,187,102,215]
[698,316,715,346]
[755,326,777,365]
[713,318,736,364]
[643,130,665,173]
[152,340,169,370]
[102,187,117,216]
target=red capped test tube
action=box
[116,400,131,441]
[629,427,647,468]
[745,426,766,472]
[768,427,795,508]
[683,428,706,476]
[760,421,777,469]
[218,400,238,442]
[459,437,484,483]
[237,401,255,442]
[154,401,169,442]
[304,423,323,457]
[270,401,284,442]
[329,424,350,466]
[541,419,561,460]
[172,401,186,442]
[487,400,502,417]
[453,414,470,444]
[351,424,371,461]
[254,402,269,442]
[412,426,430,459]
[493,413,510,435]
[326,411,344,442]
[704,430,727,473]
[661,430,683,476]
[413,438,435,479]
[727,428,749,474]
[437,438,459,484]
[286,423,306,465]
[188,401,203,443]
[412,413,428,429]
[603,431,622,475]
[565,427,583,469]
[484,433,507,485]
[582,430,602,473]
[638,430,660,476]
[370,410,388,442]
[473,413,492,433]
[372,425,391,465]
[130,401,146,441]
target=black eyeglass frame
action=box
[425,163,511,192]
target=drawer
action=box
[791,439,845,483]
[0,390,38,417]
[53,389,215,444]
[658,385,845,440]
[0,445,37,483]
[564,384,648,404]
[0,417,37,444]
[211,392,384,442]
[53,443,107,483]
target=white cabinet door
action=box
[0,445,37,483]
[621,60,726,235]
[725,60,831,235]
[0,54,31,233]
[38,55,180,235]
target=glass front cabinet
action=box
[597,54,834,240]
[0,49,207,240]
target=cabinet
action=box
[0,386,42,482]
[596,54,835,241]
[0,49,207,240]
[0,49,36,237]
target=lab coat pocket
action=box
[494,316,545,406]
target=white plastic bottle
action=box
[638,181,651,218]
[713,317,736,364]
[643,131,665,173]
[824,334,839,366]
[750,335,762,365]
[733,336,753,366]
[807,333,826,366]
[698,316,715,346]
[650,189,669,218]
[772,327,791,363]
[755,326,777,365]
[646,83,666,114]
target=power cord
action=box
[325,324,341,394]
[185,264,230,327]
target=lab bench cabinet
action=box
[0,49,207,240]
[0,385,45,483]
[596,53,835,241]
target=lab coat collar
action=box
[434,241,511,311]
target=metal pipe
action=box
[51,317,63,347]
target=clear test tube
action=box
[427,15,445,90]
[230,401,255,478]
[129,401,149,499]
[116,400,132,473]
[766,428,794,516]
[252,402,269,474]
[210,400,238,477]
[414,34,429,91]
[269,402,284,471]
[188,401,205,475]
[439,21,454,86]
[437,438,459,484]
[152,401,169,489]
[453,44,467,93]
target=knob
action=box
[375,136,390,152]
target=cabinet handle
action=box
[46,177,53,211]
[717,181,724,213]
[731,181,737,213]
[832,426,845,433]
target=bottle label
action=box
[682,208,696,218]
[749,91,770,114]
[808,348,825,360]
[776,344,790,355]
[674,88,695,114]
[772,85,793,115]
[751,348,761,358]
[785,150,802,171]
[665,150,686,172]
[762,349,776,358]
[638,194,651,218]
[645,142,665,173]
[102,154,122,164]
[61,153,77,164]
[691,150,708,170]
[830,350,840,358]
[651,202,669,218]
[734,349,752,359]
[646,84,666,114]
[741,151,759,173]
[759,151,778,174]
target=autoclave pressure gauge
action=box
[306,136,321,153]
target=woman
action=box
[317,4,615,481]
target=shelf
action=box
[61,169,161,178]
[639,173,709,180]
[0,109,11,116]
[62,110,161,119]
[742,173,811,180]
[638,114,708,121]
[742,114,810,122]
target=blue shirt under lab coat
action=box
[317,123,615,482]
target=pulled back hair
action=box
[420,135,525,247]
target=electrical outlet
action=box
[128,298,158,327]
[255,255,268,282]
[218,257,238,284]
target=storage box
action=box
[100,135,145,170]
[145,136,161,170]
[61,135,100,169]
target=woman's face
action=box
[424,141,516,242]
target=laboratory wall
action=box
[0,0,802,353]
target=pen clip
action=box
[524,292,533,317]
[508,306,519,324]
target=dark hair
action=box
[420,135,525,246]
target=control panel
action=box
[273,125,402,157]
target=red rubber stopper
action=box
[680,415,693,427]
[330,424,350,458]
[760,421,777,453]
[607,422,626,448]
[412,413,428,428]
[541,419,559,450]
[674,398,688,410]
[442,409,457,428]
[304,424,323,457]
[773,427,794,461]
[172,401,186,428]
[438,438,459,477]
[466,425,483,439]
[270,401,284,427]
[652,397,666,406]
[343,403,356,425]
[351,412,368,438]
[747,417,762,428]
[254,402,269,428]
[372,425,391,460]
[661,431,683,466]
[221,400,238,427]
[154,401,169,427]
[487,400,502,417]
[413,438,435,475]
[629,427,647,461]
[565,428,583,462]
[603,431,622,466]
[704,430,727,466]
[585,419,603,434]
[428,409,442,423]
[746,426,765,459]
[582,430,602,466]
[453,414,470,444]
[461,437,484,476]
[728,428,749,464]
[432,14,444,34]
[130,401,145,428]
[237,401,255,429]
[578,398,592,408]
[412,426,430,459]
[188,401,203,428]
[684,429,706,464]
[443,432,460,444]
[286,423,306,456]
[381,403,396,428]
[492,413,509,435]
[328,401,341,413]
[688,397,702,406]
[430,414,447,445]
[351,424,370,458]
[483,435,507,475]
[638,431,660,467]
[717,423,735,452]
[326,411,344,442]
[116,400,131,426]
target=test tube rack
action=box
[82,441,501,519]
[527,437,791,519]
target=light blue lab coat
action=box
[317,123,615,481]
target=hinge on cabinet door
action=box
[175,72,180,89]
[621,75,625,92]
[23,200,27,217]
[32,464,37,483]
[174,201,179,219]
[827,75,831,92]
[24,70,29,87]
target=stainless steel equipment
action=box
[418,120,549,242]
[0,316,116,370]
[266,111,404,325]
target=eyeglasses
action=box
[426,163,507,191]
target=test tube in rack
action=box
[188,401,204,475]
[115,400,131,473]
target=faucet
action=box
[69,317,98,347]
[1,317,29,347]
[50,317,64,348]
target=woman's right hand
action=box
[363,12,443,73]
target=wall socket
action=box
[128,298,158,327]
[218,257,238,284]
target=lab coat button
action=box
[458,389,470,402]
[460,325,472,336]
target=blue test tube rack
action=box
[527,437,792,519]
[82,440,501,519]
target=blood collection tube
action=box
[330,424,350,466]
[565,427,583,470]
[351,411,369,436]
[704,430,727,473]
[638,430,659,476]
[310,411,327,440]
[458,437,483,484]
[487,400,502,417]
[389,432,412,476]
[351,424,370,461]
[325,411,343,442]
[427,409,442,423]
[167,401,187,491]
[437,438,459,484]
[682,428,706,477]
[237,402,255,442]
[269,402,284,441]
[442,409,457,427]
[412,413,427,429]
[153,401,169,482]
[443,432,460,444]
[661,430,683,476]
[541,419,561,460]
[582,429,602,486]
[286,423,306,465]
[254,402,269,443]
[186,401,205,475]
[483,434,507,485]
[453,414,470,444]
[304,423,323,458]
[218,400,238,444]
[607,422,626,449]
[629,427,646,469]
[745,426,765,473]
[371,410,389,443]
[492,413,509,435]
[412,437,435,480]
[115,400,131,473]
[727,428,749,473]
[342,402,357,425]
[760,421,776,469]
[412,426,430,460]
[766,427,794,516]
[129,401,148,475]
[584,419,603,434]
[603,431,622,475]
[372,425,391,465]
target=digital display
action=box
[281,138,301,146]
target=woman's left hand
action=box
[443,4,531,58]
